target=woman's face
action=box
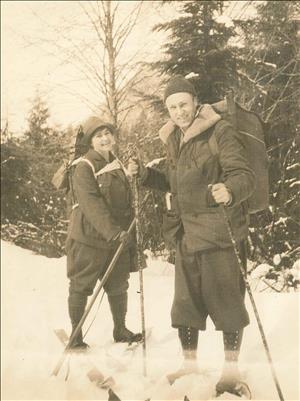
[91,127,116,153]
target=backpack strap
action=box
[69,157,96,210]
[207,119,231,156]
[70,157,123,210]
[208,131,219,156]
[75,157,96,176]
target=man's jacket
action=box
[67,149,134,249]
[142,106,255,252]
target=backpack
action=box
[210,91,269,214]
[51,126,88,192]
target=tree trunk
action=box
[105,1,118,134]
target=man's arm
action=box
[128,159,170,192]
[141,166,170,192]
[215,125,255,206]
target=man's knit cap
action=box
[164,75,197,102]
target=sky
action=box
[1,1,173,134]
[1,1,256,135]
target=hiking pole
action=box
[133,176,147,376]
[51,218,136,377]
[220,205,285,401]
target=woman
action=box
[66,116,141,350]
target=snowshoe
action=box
[54,329,114,390]
[216,380,251,399]
[167,362,199,385]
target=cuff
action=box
[224,186,234,207]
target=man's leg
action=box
[178,326,199,373]
[171,240,208,330]
[216,330,244,393]
[169,240,208,380]
[200,242,249,394]
[166,326,199,383]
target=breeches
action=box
[67,239,130,301]
[171,240,249,331]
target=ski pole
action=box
[51,218,136,377]
[133,176,147,376]
[220,204,285,401]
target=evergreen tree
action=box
[237,1,300,287]
[25,92,51,147]
[1,96,74,257]
[153,1,237,102]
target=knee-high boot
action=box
[108,293,142,343]
[216,330,244,394]
[68,295,89,350]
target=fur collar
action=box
[159,104,222,145]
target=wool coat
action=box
[66,149,135,251]
[142,110,255,252]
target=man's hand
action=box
[209,183,232,205]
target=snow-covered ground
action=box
[1,240,299,401]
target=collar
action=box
[85,149,114,163]
[159,104,221,145]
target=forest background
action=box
[1,1,299,292]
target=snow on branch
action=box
[237,70,268,95]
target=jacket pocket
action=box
[162,211,183,249]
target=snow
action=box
[1,240,299,401]
[215,15,234,28]
[286,163,300,171]
[289,181,300,188]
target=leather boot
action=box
[108,293,142,343]
[68,301,89,351]
[216,330,244,395]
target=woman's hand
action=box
[127,158,146,178]
[127,158,139,177]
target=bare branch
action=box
[79,2,106,47]
[115,4,143,56]
[264,63,298,122]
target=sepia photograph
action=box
[1,1,299,400]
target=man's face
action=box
[91,127,116,153]
[165,92,197,130]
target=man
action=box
[128,76,255,396]
[66,116,141,350]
